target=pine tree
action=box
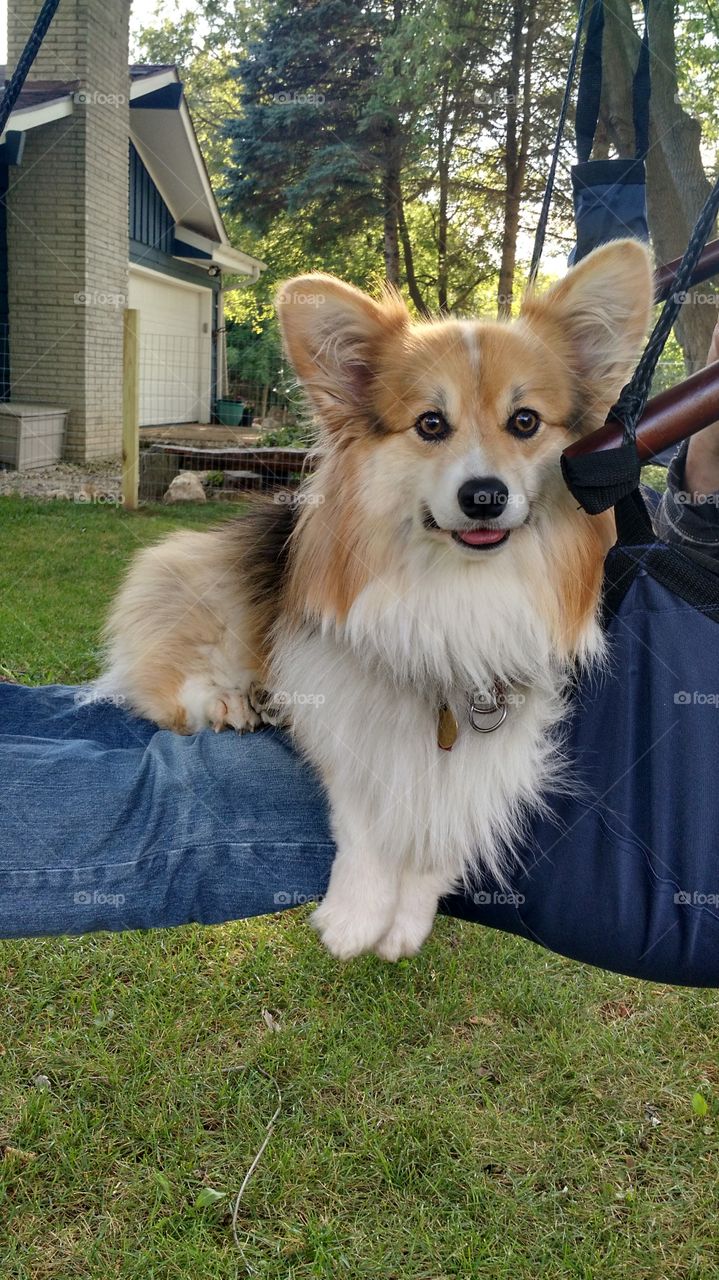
[224,0,403,274]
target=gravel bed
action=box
[0,459,123,503]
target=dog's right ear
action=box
[276,274,409,434]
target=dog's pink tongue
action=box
[457,527,506,546]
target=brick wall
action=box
[6,0,131,460]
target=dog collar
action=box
[437,681,508,751]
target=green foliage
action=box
[223,0,575,312]
[675,2,719,156]
[257,420,314,445]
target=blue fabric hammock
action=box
[484,0,719,985]
[446,496,719,986]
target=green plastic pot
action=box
[216,399,245,427]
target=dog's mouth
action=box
[421,507,511,550]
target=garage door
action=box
[128,269,213,426]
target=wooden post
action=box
[122,308,140,510]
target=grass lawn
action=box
[1,495,718,1279]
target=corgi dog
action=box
[100,239,653,961]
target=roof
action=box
[0,64,264,280]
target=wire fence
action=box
[0,323,9,405]
[225,373,300,430]
[137,332,214,427]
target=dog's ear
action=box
[520,240,654,423]
[276,274,409,433]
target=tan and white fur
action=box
[99,240,653,960]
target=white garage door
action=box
[128,269,213,426]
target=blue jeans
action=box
[0,681,336,936]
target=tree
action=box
[225,0,575,313]
[224,1,400,274]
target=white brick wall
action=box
[6,0,131,460]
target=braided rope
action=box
[0,0,62,138]
[528,0,591,285]
[613,171,719,442]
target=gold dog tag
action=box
[437,703,458,751]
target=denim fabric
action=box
[654,441,719,557]
[0,682,335,938]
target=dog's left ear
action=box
[520,239,654,419]
[276,274,409,434]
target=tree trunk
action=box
[383,129,402,287]
[601,0,717,373]
[497,3,523,316]
[496,0,536,318]
[436,79,451,313]
[397,187,430,316]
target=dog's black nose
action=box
[457,477,509,520]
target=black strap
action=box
[0,0,61,137]
[633,9,650,161]
[575,0,650,165]
[528,0,590,284]
[561,441,641,516]
[575,0,605,164]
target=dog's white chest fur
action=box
[273,550,588,960]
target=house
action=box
[0,0,264,460]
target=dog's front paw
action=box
[248,682,291,729]
[211,693,262,734]
[311,897,392,960]
[373,913,433,962]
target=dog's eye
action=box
[507,408,540,438]
[415,411,452,442]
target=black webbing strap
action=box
[576,0,649,165]
[575,0,605,164]
[0,0,61,137]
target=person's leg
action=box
[0,682,335,938]
[654,320,719,556]
[684,321,719,498]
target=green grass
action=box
[2,496,718,1279]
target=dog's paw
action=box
[373,913,433,962]
[248,682,291,729]
[211,692,262,734]
[311,898,391,960]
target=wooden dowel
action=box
[122,309,140,510]
[563,358,719,463]
[654,238,719,302]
